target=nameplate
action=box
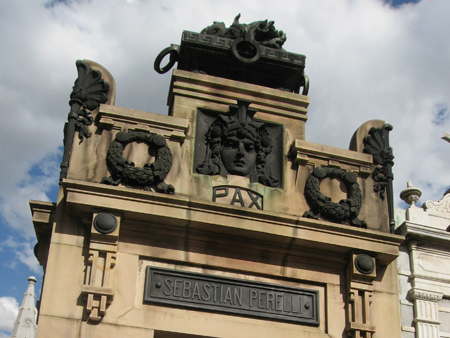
[144,267,319,325]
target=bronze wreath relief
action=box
[102,130,174,194]
[303,167,367,228]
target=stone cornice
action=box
[290,139,373,175]
[97,104,189,142]
[396,221,450,245]
[170,69,309,121]
[410,272,450,285]
[62,179,403,266]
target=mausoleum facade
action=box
[31,16,404,338]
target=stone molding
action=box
[63,179,403,266]
[408,289,443,302]
[290,139,372,174]
[170,69,309,121]
[30,200,56,270]
[397,221,450,245]
[97,104,189,143]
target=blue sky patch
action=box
[385,0,420,8]
[433,104,449,126]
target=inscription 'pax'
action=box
[212,186,263,210]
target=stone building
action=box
[397,183,450,338]
[31,17,404,338]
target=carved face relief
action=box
[220,135,257,176]
[194,100,282,188]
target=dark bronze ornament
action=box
[195,100,280,187]
[202,14,287,50]
[93,213,118,234]
[303,167,367,228]
[59,60,110,184]
[363,124,395,233]
[154,44,179,74]
[101,130,174,194]
[354,254,375,275]
[155,15,309,95]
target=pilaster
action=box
[82,212,121,322]
[408,289,442,338]
[346,253,377,338]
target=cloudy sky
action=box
[0,0,449,335]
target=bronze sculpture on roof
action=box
[154,14,309,95]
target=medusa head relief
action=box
[194,100,282,188]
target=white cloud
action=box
[0,152,60,239]
[0,0,449,242]
[1,238,41,274]
[0,297,18,332]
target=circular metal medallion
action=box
[354,254,375,274]
[93,213,118,234]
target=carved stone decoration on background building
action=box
[303,167,367,228]
[195,100,281,188]
[423,190,450,213]
[363,124,395,233]
[101,130,175,194]
[154,15,309,95]
[59,60,110,184]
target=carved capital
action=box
[408,289,443,302]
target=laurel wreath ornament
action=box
[101,130,174,194]
[303,167,367,228]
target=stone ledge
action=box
[62,179,403,266]
[396,221,450,245]
[170,69,309,121]
[98,104,189,142]
[290,139,373,171]
[30,200,56,226]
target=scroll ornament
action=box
[363,125,394,201]
[303,167,367,228]
[68,61,110,142]
[363,124,395,233]
[101,130,174,194]
[59,60,109,184]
